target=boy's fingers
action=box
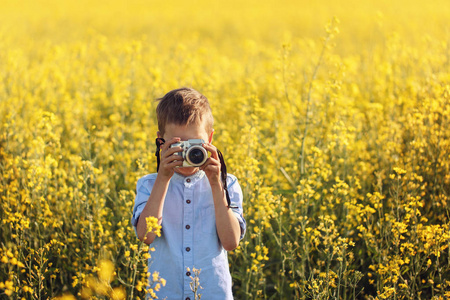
[160,159,183,172]
[200,158,220,171]
[203,143,219,160]
[162,154,183,164]
[162,147,183,158]
[166,160,183,168]
[160,137,181,151]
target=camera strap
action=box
[155,138,237,209]
[155,138,165,172]
[217,149,238,209]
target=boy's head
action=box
[156,87,214,138]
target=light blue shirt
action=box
[131,170,246,300]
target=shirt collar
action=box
[172,169,206,186]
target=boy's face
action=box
[158,119,213,177]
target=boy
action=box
[131,87,246,300]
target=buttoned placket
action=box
[183,176,195,300]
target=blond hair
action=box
[156,87,214,135]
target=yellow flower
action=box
[111,287,126,300]
[152,271,160,282]
[146,216,162,237]
[98,259,115,283]
[160,278,167,287]
[393,167,407,175]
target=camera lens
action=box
[188,148,205,165]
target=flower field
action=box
[1,0,449,299]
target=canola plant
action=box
[1,0,449,299]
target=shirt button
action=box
[186,247,191,252]
[186,178,191,183]
[186,271,191,276]
[185,225,190,229]
[186,199,191,204]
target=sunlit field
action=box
[1,0,449,299]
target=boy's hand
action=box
[157,137,184,180]
[200,143,222,186]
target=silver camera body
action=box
[171,139,208,167]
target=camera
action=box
[171,139,208,167]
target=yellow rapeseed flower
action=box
[111,287,126,300]
[98,259,115,283]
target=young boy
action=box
[131,87,246,300]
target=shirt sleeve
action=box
[131,175,156,234]
[227,174,246,240]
